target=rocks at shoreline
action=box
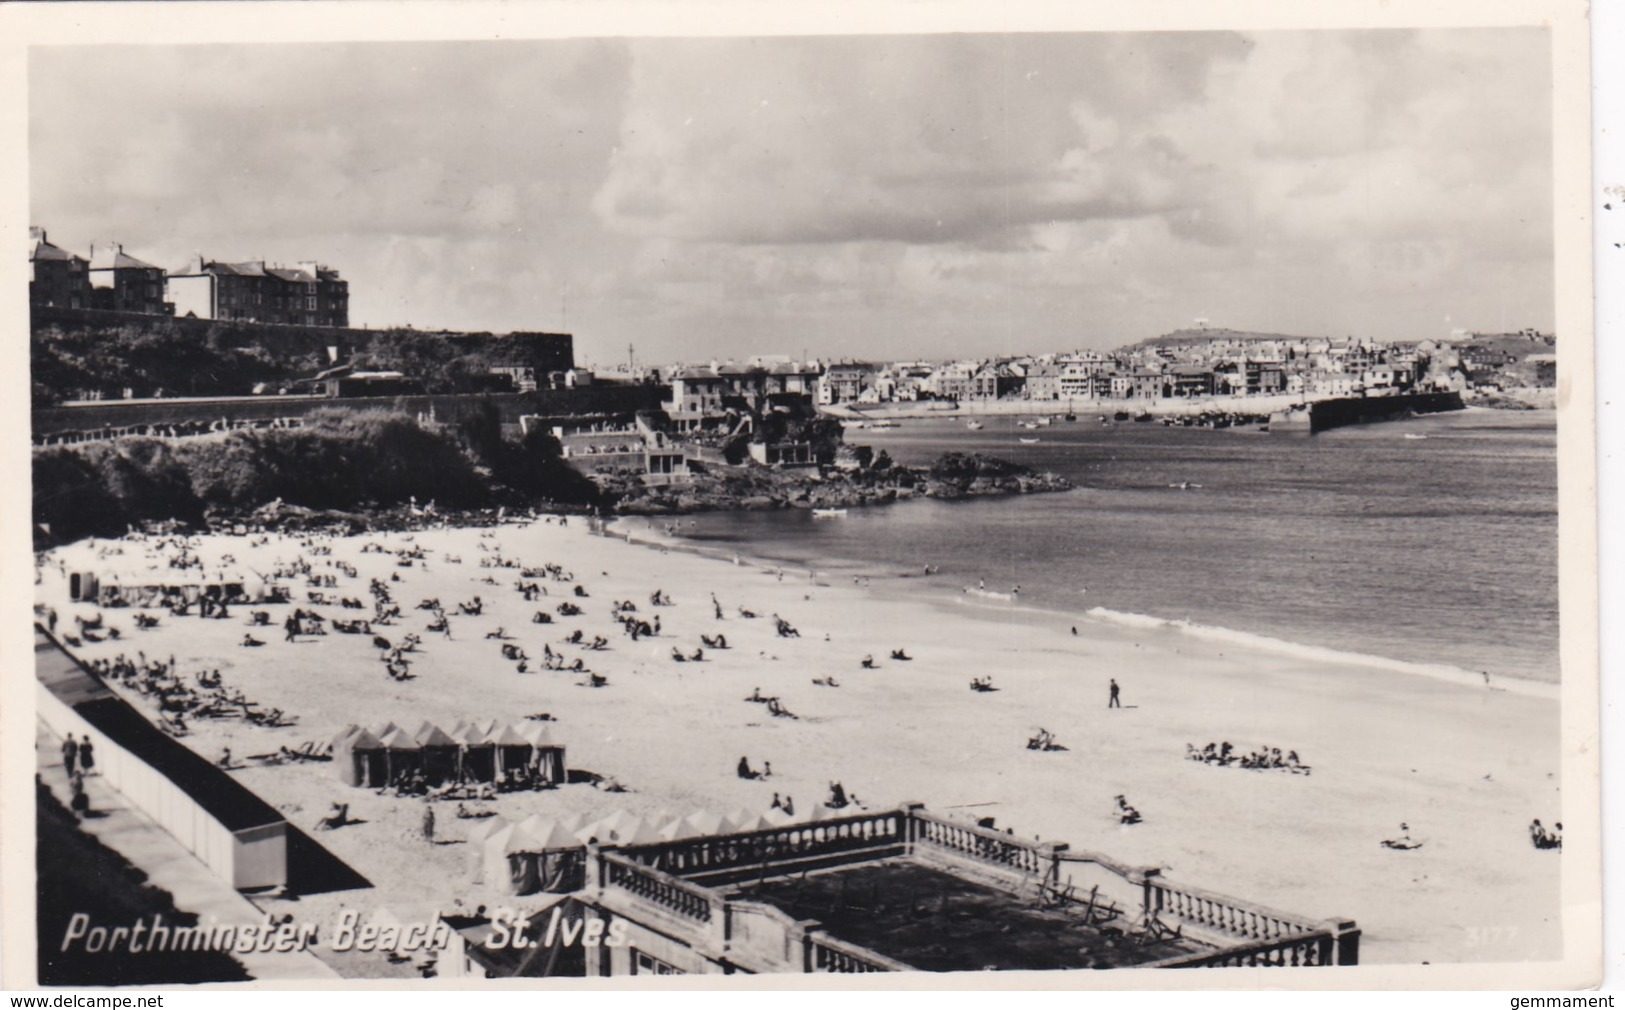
[610,452,1073,517]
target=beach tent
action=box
[761,807,796,828]
[685,810,734,837]
[726,807,771,833]
[455,723,497,783]
[415,724,462,785]
[489,724,534,779]
[556,811,588,835]
[482,821,557,896]
[376,726,423,785]
[578,809,640,845]
[618,818,664,847]
[522,819,590,892]
[466,815,509,879]
[519,722,566,785]
[336,728,386,787]
[657,816,701,842]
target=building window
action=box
[307,296,317,310]
[631,949,683,976]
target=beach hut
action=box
[685,810,734,836]
[524,820,590,893]
[456,723,496,783]
[415,724,462,785]
[520,722,566,786]
[578,809,640,845]
[336,727,387,787]
[726,807,770,833]
[466,815,509,879]
[483,822,544,896]
[761,807,796,828]
[657,816,701,842]
[376,726,423,785]
[489,723,534,780]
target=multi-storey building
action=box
[88,242,171,315]
[166,256,348,326]
[28,228,90,309]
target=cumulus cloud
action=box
[29,29,1553,363]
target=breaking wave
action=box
[1083,607,1557,700]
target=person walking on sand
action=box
[61,733,78,777]
[78,736,95,775]
[422,801,436,843]
[1108,679,1122,709]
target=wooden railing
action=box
[909,810,1051,877]
[805,932,912,973]
[600,851,714,925]
[1138,930,1333,969]
[617,809,907,881]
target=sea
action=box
[638,407,1560,685]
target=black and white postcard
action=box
[0,0,1602,992]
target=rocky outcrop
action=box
[609,452,1071,516]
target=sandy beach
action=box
[36,517,1562,969]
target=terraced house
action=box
[166,254,349,326]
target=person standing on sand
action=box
[1109,679,1121,709]
[423,801,436,843]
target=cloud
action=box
[28,29,1554,363]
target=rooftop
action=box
[729,860,1204,971]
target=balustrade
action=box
[1149,880,1316,941]
[601,852,713,924]
[806,933,910,973]
[619,810,905,879]
[1141,931,1334,969]
[910,810,1047,875]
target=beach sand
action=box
[37,517,1562,970]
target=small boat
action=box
[1018,437,1040,444]
[812,508,848,518]
[1019,420,1040,430]
[1036,417,1053,426]
[1402,433,1428,440]
[869,420,899,429]
[1167,482,1204,490]
[966,420,984,431]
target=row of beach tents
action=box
[332,719,565,788]
[469,805,852,896]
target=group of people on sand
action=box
[825,780,859,810]
[737,756,773,780]
[1113,794,1142,825]
[1186,742,1310,774]
[88,650,291,735]
[1529,819,1563,851]
[1027,727,1065,751]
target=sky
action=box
[29,30,1554,366]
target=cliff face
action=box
[609,452,1072,516]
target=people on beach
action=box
[1530,819,1563,850]
[422,800,436,843]
[1114,794,1142,825]
[1108,678,1121,708]
[1381,823,1422,850]
[78,736,95,774]
[61,733,78,776]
